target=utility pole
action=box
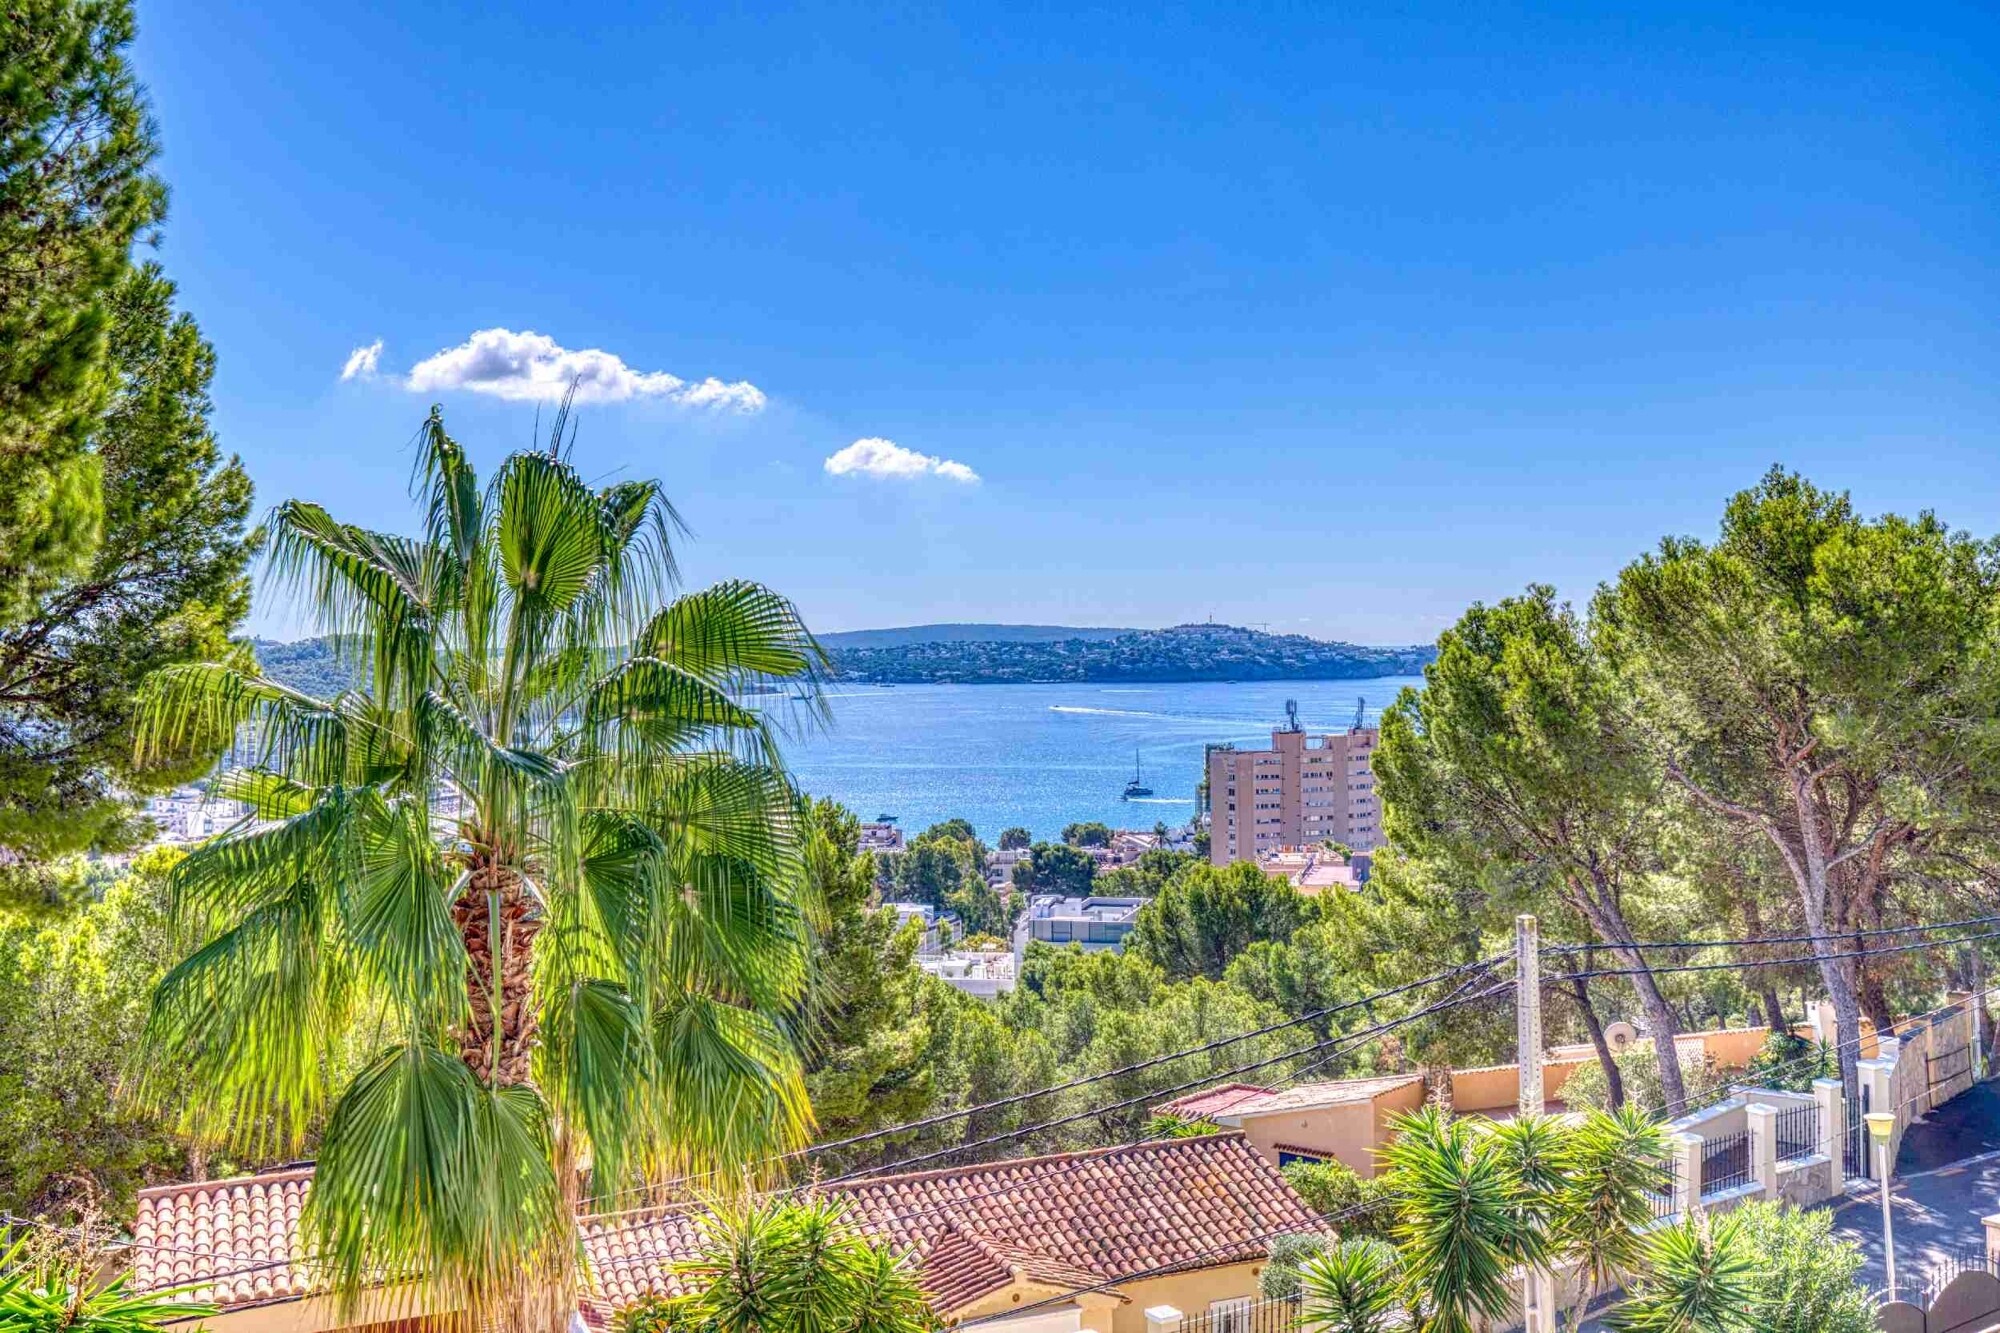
[1975,947,1989,1082]
[1516,914,1544,1331]
[1517,914,1544,1113]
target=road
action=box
[1829,1079,2000,1299]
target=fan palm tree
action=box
[127,406,829,1333]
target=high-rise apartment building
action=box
[1205,724,1382,865]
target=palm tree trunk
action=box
[454,860,541,1087]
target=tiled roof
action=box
[1153,1082,1274,1119]
[1157,1075,1422,1121]
[130,1134,1316,1318]
[130,1168,315,1309]
[582,1133,1318,1314]
[1224,1075,1422,1115]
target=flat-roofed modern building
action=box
[1013,894,1147,955]
[1206,724,1382,865]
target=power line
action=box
[589,953,1509,1208]
[1541,913,2000,956]
[1543,926,2000,983]
[583,969,1514,1257]
[818,964,1513,1186]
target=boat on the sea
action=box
[1121,749,1154,800]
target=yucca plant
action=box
[1297,1238,1401,1333]
[627,1196,935,1333]
[1605,1210,1758,1333]
[0,1235,215,1333]
[126,406,828,1333]
[1379,1106,1524,1333]
[1551,1104,1668,1330]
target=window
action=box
[1208,1299,1255,1333]
[1276,1149,1328,1167]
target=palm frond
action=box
[305,1044,567,1329]
[652,995,813,1183]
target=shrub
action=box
[1734,1201,1876,1333]
[1561,1041,1723,1116]
[1259,1230,1330,1299]
[1745,1032,1834,1092]
[1281,1158,1394,1239]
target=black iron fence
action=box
[1645,1156,1682,1220]
[1774,1102,1819,1162]
[1845,1082,1871,1180]
[1179,1296,1302,1333]
[1700,1130,1751,1198]
[1915,1243,1997,1308]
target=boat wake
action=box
[1048,705,1165,719]
[1124,796,1194,804]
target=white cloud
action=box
[823,438,981,484]
[339,339,383,381]
[402,328,766,410]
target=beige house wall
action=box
[1104,1261,1265,1333]
[954,1262,1266,1333]
[167,1290,438,1333]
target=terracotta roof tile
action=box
[131,1135,1317,1319]
[130,1168,315,1309]
[581,1133,1317,1314]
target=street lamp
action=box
[1866,1111,1898,1301]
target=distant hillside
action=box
[818,623,1132,649]
[254,623,1436,693]
[825,623,1435,684]
[252,637,357,698]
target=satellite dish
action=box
[1604,1022,1638,1051]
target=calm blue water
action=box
[775,678,1425,842]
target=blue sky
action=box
[136,1,1998,643]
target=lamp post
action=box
[1867,1111,1898,1301]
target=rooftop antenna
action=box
[1284,698,1302,733]
[1352,696,1366,731]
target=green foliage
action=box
[825,623,1435,685]
[1376,584,1693,1111]
[1551,1105,1669,1327]
[997,826,1031,850]
[0,4,254,861]
[1280,1159,1396,1240]
[1379,1107,1523,1332]
[1142,1111,1220,1139]
[1093,847,1198,898]
[1595,468,2000,1094]
[621,1196,935,1333]
[1744,1032,1833,1093]
[0,849,222,1218]
[943,874,1017,938]
[1731,1202,1876,1333]
[883,822,986,908]
[126,412,826,1331]
[1258,1230,1330,1300]
[1127,861,1316,982]
[1015,841,1095,896]
[1062,821,1112,847]
[0,263,255,862]
[1297,1238,1402,1333]
[0,0,168,619]
[1561,1043,1723,1118]
[1607,1211,1758,1333]
[0,1233,213,1333]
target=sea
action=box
[776,677,1425,843]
